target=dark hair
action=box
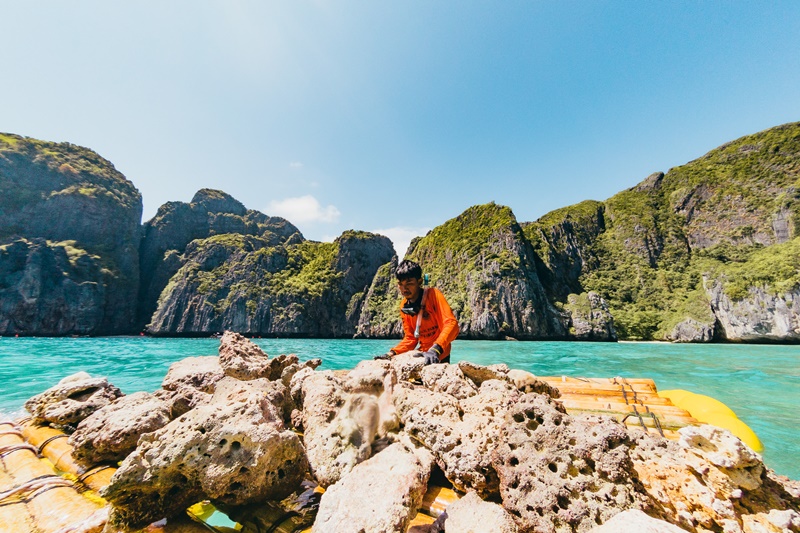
[395,260,422,281]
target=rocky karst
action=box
[146,229,395,336]
[2,122,800,342]
[21,333,800,532]
[137,188,303,328]
[357,203,574,341]
[0,133,142,334]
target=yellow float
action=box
[658,389,763,452]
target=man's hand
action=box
[415,344,443,365]
[374,351,394,360]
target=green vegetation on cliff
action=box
[149,228,393,336]
[409,203,525,324]
[156,233,339,319]
[0,132,143,334]
[665,123,800,246]
[0,133,141,215]
[272,241,341,299]
[532,122,800,340]
[4,122,798,340]
[356,261,402,335]
[400,202,565,339]
[696,238,800,300]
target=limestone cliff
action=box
[3,121,799,342]
[354,259,402,339]
[138,189,301,328]
[0,238,107,335]
[528,122,800,342]
[147,230,394,336]
[0,133,142,334]
[706,282,800,342]
[523,200,606,302]
[359,203,568,340]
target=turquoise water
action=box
[0,337,797,480]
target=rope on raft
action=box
[37,433,69,455]
[615,376,665,438]
[76,464,116,484]
[0,444,40,458]
[0,475,75,503]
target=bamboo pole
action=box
[0,426,102,533]
[0,461,37,533]
[20,422,117,492]
[539,376,659,394]
[555,397,696,419]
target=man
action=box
[375,260,459,364]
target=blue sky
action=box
[2,2,799,257]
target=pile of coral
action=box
[24,332,800,532]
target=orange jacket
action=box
[392,287,459,361]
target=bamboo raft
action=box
[539,376,698,440]
[0,375,698,533]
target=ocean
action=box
[1,337,797,480]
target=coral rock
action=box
[101,378,306,527]
[390,350,427,381]
[69,391,171,464]
[24,373,123,427]
[161,355,225,393]
[631,427,800,533]
[313,442,434,533]
[433,490,518,533]
[420,363,478,400]
[492,394,650,532]
[394,379,521,496]
[219,331,300,381]
[506,368,561,397]
[457,360,509,386]
[588,509,687,532]
[153,385,212,418]
[301,371,382,486]
[344,359,393,394]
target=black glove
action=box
[374,351,394,360]
[415,344,443,365]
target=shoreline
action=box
[3,333,800,345]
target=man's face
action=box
[397,277,422,301]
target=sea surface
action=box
[1,337,797,480]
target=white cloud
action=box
[289,161,304,168]
[371,226,430,259]
[267,195,340,223]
